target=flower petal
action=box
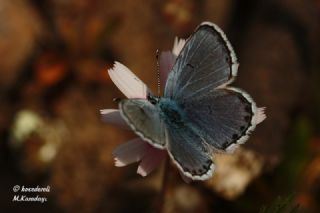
[256,107,266,124]
[137,145,166,177]
[112,138,148,167]
[108,62,148,99]
[160,51,176,87]
[100,109,130,129]
[172,37,186,57]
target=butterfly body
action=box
[158,98,187,129]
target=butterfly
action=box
[118,22,265,181]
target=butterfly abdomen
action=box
[158,98,187,129]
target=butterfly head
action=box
[147,93,160,105]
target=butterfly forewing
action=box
[164,22,238,102]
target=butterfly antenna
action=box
[156,49,161,98]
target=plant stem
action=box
[157,155,170,213]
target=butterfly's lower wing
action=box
[165,22,238,101]
[166,124,214,181]
[182,88,258,152]
[119,99,166,149]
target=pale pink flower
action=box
[100,38,192,181]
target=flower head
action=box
[101,22,267,183]
[100,38,191,181]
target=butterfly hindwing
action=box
[119,99,166,149]
[181,88,258,152]
[165,123,215,180]
[165,22,238,102]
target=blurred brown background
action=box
[1,0,320,212]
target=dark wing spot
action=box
[187,63,194,68]
[245,115,251,122]
[223,141,230,149]
[232,134,238,140]
[245,105,252,113]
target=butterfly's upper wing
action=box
[164,22,238,101]
[181,88,259,152]
[119,99,166,149]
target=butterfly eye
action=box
[147,94,159,105]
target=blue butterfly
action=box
[118,22,265,181]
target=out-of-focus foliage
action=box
[260,195,299,213]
